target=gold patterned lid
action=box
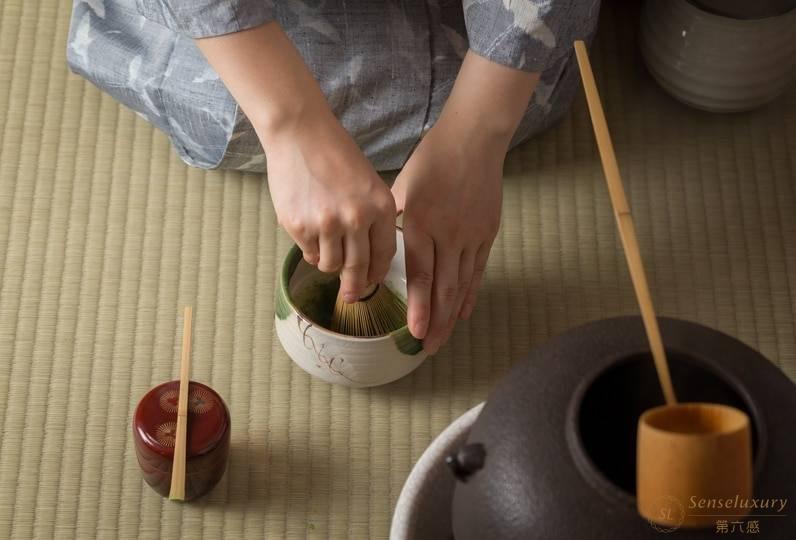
[133,380,229,459]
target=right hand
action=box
[194,22,396,303]
[260,108,397,303]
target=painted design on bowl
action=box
[390,326,424,355]
[275,279,291,320]
[297,315,361,385]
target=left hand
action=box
[394,51,538,354]
[392,117,506,355]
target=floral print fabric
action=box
[67,0,599,171]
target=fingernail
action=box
[344,293,358,303]
[413,320,428,339]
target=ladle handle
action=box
[573,41,677,406]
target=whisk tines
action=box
[330,283,407,337]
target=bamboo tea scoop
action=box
[169,306,193,501]
[574,41,752,529]
[132,307,230,501]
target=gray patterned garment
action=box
[67,0,600,172]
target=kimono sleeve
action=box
[136,0,276,38]
[463,0,599,72]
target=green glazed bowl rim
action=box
[277,229,423,353]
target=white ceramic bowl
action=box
[275,228,427,388]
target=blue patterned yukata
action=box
[67,0,600,171]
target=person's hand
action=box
[392,51,539,354]
[264,107,397,301]
[195,22,396,302]
[392,120,504,355]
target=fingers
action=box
[404,227,434,342]
[428,247,475,353]
[339,229,370,302]
[452,248,475,323]
[284,187,396,301]
[460,243,490,320]
[368,213,397,286]
[297,236,320,266]
[424,244,459,355]
[317,220,344,273]
[280,216,320,266]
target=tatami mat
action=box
[1,1,794,539]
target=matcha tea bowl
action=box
[274,227,427,388]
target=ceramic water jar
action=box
[640,0,796,112]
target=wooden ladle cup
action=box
[636,402,753,529]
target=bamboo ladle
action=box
[574,41,752,529]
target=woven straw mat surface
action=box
[1,1,795,538]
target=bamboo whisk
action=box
[330,283,407,337]
[573,41,677,406]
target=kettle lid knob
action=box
[446,443,486,482]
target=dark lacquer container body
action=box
[133,380,230,501]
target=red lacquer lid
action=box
[133,380,229,458]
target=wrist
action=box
[252,92,336,149]
[439,50,540,149]
[195,22,338,150]
[435,103,516,152]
